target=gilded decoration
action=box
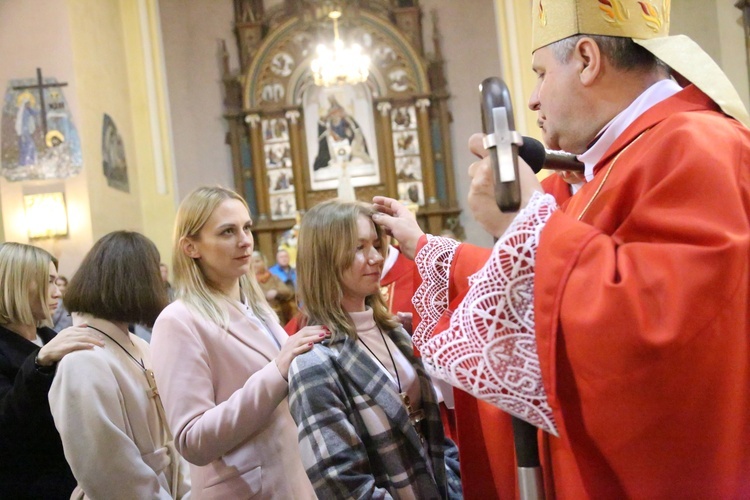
[225,0,463,260]
[243,11,429,109]
[599,0,630,24]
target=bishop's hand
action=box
[371,197,424,260]
[467,133,542,238]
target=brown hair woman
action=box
[288,200,462,499]
[48,231,191,499]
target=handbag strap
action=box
[145,368,181,500]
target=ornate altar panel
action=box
[223,0,462,259]
[261,116,297,220]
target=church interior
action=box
[0,0,747,276]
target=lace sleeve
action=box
[419,191,559,435]
[411,235,461,353]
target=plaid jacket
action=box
[289,327,459,499]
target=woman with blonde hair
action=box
[0,242,103,498]
[288,200,462,499]
[151,186,324,499]
[48,231,191,499]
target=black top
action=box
[0,324,76,499]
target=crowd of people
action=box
[1,1,749,498]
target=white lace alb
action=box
[412,191,559,435]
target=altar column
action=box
[376,101,397,198]
[245,113,269,220]
[285,109,306,211]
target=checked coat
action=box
[288,327,459,500]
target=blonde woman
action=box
[48,231,191,499]
[151,186,324,499]
[288,200,462,499]
[0,243,103,498]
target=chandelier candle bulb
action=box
[311,10,370,87]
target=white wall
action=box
[158,0,236,200]
[157,0,749,248]
[420,0,500,247]
[0,0,94,276]
[671,0,749,110]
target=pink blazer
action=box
[151,299,315,499]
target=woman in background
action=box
[48,231,191,499]
[151,186,324,498]
[0,243,103,499]
[288,200,462,499]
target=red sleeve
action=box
[447,243,492,312]
[541,172,574,205]
[283,314,302,335]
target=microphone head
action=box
[518,136,546,173]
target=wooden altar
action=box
[222,0,462,260]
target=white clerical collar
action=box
[380,244,399,279]
[579,78,682,182]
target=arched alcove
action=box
[223,1,462,259]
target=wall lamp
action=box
[23,192,69,239]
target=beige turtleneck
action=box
[349,308,421,413]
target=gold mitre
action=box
[531,0,750,127]
[532,0,669,51]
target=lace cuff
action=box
[411,235,461,352]
[420,191,559,435]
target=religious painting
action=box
[395,156,422,182]
[398,181,424,205]
[262,118,289,142]
[391,106,416,130]
[268,168,294,193]
[264,143,292,169]
[393,130,419,156]
[262,116,296,220]
[101,114,129,192]
[391,105,424,206]
[0,71,82,181]
[303,83,380,191]
[270,193,296,219]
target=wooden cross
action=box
[12,68,68,137]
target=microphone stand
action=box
[480,76,546,500]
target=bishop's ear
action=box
[181,237,200,259]
[575,37,602,86]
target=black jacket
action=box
[0,324,76,499]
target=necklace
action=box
[359,328,425,431]
[88,325,145,369]
[87,325,182,497]
[88,325,159,400]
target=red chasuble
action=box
[540,172,575,206]
[534,84,750,497]
[413,174,575,500]
[380,249,420,324]
[421,85,750,498]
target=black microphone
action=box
[519,136,584,173]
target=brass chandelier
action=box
[310,10,370,87]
